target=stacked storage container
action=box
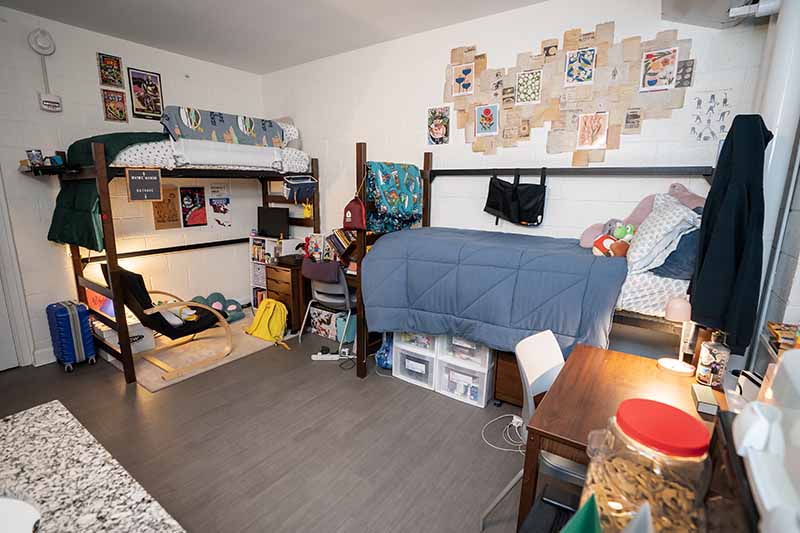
[392,332,494,407]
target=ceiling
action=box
[2,0,544,74]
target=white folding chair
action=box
[480,330,586,530]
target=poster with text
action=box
[209,197,231,227]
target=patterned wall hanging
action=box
[442,22,693,166]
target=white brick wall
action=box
[259,0,766,237]
[0,6,264,365]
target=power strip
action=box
[311,352,342,361]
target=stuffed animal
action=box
[592,234,617,256]
[612,223,636,242]
[609,240,630,257]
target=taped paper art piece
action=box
[516,69,542,105]
[640,47,679,92]
[442,23,693,164]
[689,89,732,142]
[577,112,609,149]
[476,104,499,136]
[452,63,475,97]
[565,48,596,87]
[427,105,452,145]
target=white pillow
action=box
[627,194,700,274]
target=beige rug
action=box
[107,323,275,392]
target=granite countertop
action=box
[0,401,184,533]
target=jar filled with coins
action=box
[580,398,712,532]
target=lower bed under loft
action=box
[43,136,322,385]
[350,142,711,378]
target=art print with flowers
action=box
[452,63,475,97]
[475,104,499,137]
[640,47,678,92]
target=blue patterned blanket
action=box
[160,105,284,147]
[362,227,627,355]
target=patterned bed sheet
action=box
[109,140,310,173]
[616,271,689,318]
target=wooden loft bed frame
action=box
[61,142,321,384]
[351,141,714,378]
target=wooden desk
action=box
[517,344,727,529]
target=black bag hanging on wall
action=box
[483,169,547,226]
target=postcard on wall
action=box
[623,107,642,135]
[689,89,732,142]
[209,182,229,197]
[576,111,609,150]
[97,53,123,87]
[209,197,232,228]
[128,67,163,120]
[543,43,558,58]
[565,47,596,87]
[179,186,207,227]
[515,69,542,105]
[101,89,127,122]
[152,184,181,230]
[475,104,499,137]
[640,47,679,92]
[427,104,452,145]
[502,86,516,110]
[452,63,475,97]
[675,59,695,88]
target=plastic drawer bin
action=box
[392,346,436,390]
[435,359,494,408]
[442,336,491,369]
[395,331,438,356]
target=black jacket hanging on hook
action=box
[690,114,773,353]
[483,169,547,226]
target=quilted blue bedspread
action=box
[362,227,628,355]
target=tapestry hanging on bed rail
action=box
[442,22,693,166]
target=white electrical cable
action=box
[481,414,526,455]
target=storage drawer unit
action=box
[393,346,436,390]
[435,358,495,408]
[395,331,438,356]
[266,264,308,333]
[441,335,491,369]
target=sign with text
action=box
[125,168,162,201]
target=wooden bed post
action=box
[92,143,136,384]
[69,244,87,304]
[355,142,368,378]
[311,158,321,233]
[422,152,432,228]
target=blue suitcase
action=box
[46,301,97,372]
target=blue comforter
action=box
[362,227,627,354]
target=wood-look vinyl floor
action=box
[0,336,522,533]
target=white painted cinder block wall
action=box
[259,0,766,238]
[0,6,264,366]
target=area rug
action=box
[107,322,276,392]
[0,401,184,533]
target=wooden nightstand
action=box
[266,264,309,333]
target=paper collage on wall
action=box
[442,22,695,164]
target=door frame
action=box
[0,164,34,367]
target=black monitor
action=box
[257,207,290,238]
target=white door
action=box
[0,272,18,371]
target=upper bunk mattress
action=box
[362,227,628,355]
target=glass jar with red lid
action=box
[580,398,713,532]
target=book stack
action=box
[767,321,798,358]
[251,239,266,263]
[326,229,356,260]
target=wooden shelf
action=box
[289,217,314,227]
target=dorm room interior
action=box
[0,0,799,532]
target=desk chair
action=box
[480,330,586,530]
[299,268,357,356]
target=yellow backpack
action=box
[245,298,290,350]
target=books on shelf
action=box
[767,321,798,358]
[251,239,267,263]
[252,287,267,308]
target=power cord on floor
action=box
[481,414,526,455]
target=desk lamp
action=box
[658,296,696,375]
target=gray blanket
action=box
[362,227,627,355]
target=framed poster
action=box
[179,186,207,227]
[97,53,123,87]
[101,89,127,122]
[127,67,163,120]
[152,184,181,230]
[125,168,162,201]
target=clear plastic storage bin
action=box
[395,331,438,356]
[393,346,436,389]
[435,358,494,408]
[441,336,491,369]
[581,398,712,532]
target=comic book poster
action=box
[128,67,163,120]
[101,89,127,122]
[97,53,123,87]
[179,186,207,227]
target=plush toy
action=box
[592,234,618,256]
[612,223,636,242]
[609,240,630,257]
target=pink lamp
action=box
[658,296,696,375]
